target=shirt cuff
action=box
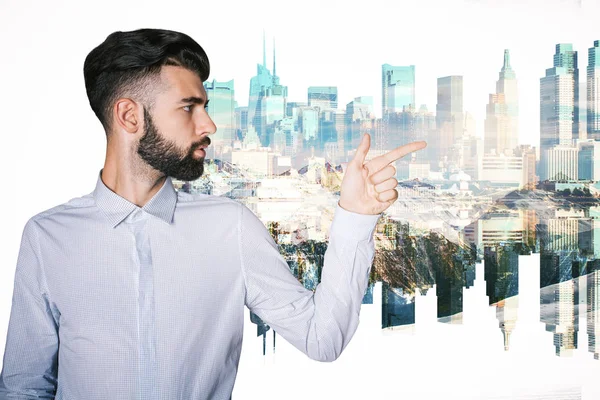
[329,201,381,242]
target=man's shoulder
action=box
[28,192,95,225]
[175,191,242,213]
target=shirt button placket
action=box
[128,209,158,400]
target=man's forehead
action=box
[159,65,206,99]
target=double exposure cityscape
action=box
[171,35,600,361]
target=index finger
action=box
[365,141,427,175]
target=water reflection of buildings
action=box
[377,218,476,328]
[539,208,582,356]
[484,244,521,350]
[382,283,415,333]
[173,167,600,359]
[588,264,600,359]
[369,196,600,359]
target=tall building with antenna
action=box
[484,50,519,156]
[247,31,287,147]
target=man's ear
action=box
[113,98,142,135]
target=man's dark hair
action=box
[83,28,210,135]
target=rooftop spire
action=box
[273,37,277,78]
[502,49,512,72]
[262,29,266,69]
[503,329,511,351]
[499,49,516,80]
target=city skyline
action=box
[198,1,597,151]
[205,35,598,154]
[202,35,598,191]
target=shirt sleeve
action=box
[239,201,380,362]
[0,219,59,399]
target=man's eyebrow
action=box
[177,96,208,105]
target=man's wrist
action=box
[332,201,381,241]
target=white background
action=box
[1,0,599,398]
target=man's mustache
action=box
[192,137,211,151]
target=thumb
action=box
[353,133,370,165]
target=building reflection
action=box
[588,262,600,359]
[484,243,522,350]
[246,188,600,359]
[539,208,582,356]
[174,166,600,359]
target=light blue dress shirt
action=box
[0,169,380,399]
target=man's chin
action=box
[170,168,204,182]
[148,157,206,182]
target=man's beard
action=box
[137,107,208,181]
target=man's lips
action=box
[194,142,209,152]
[194,145,207,156]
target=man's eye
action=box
[183,105,193,112]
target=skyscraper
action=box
[484,50,519,156]
[589,40,600,140]
[307,86,338,110]
[203,79,235,159]
[318,109,341,154]
[381,109,417,151]
[484,93,508,153]
[381,64,416,115]
[345,96,374,155]
[234,106,248,141]
[540,44,579,180]
[298,106,319,142]
[248,33,287,147]
[436,76,464,165]
[578,140,600,181]
[555,43,580,138]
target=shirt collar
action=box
[92,169,177,228]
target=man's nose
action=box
[197,113,217,136]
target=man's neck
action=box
[101,151,166,208]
